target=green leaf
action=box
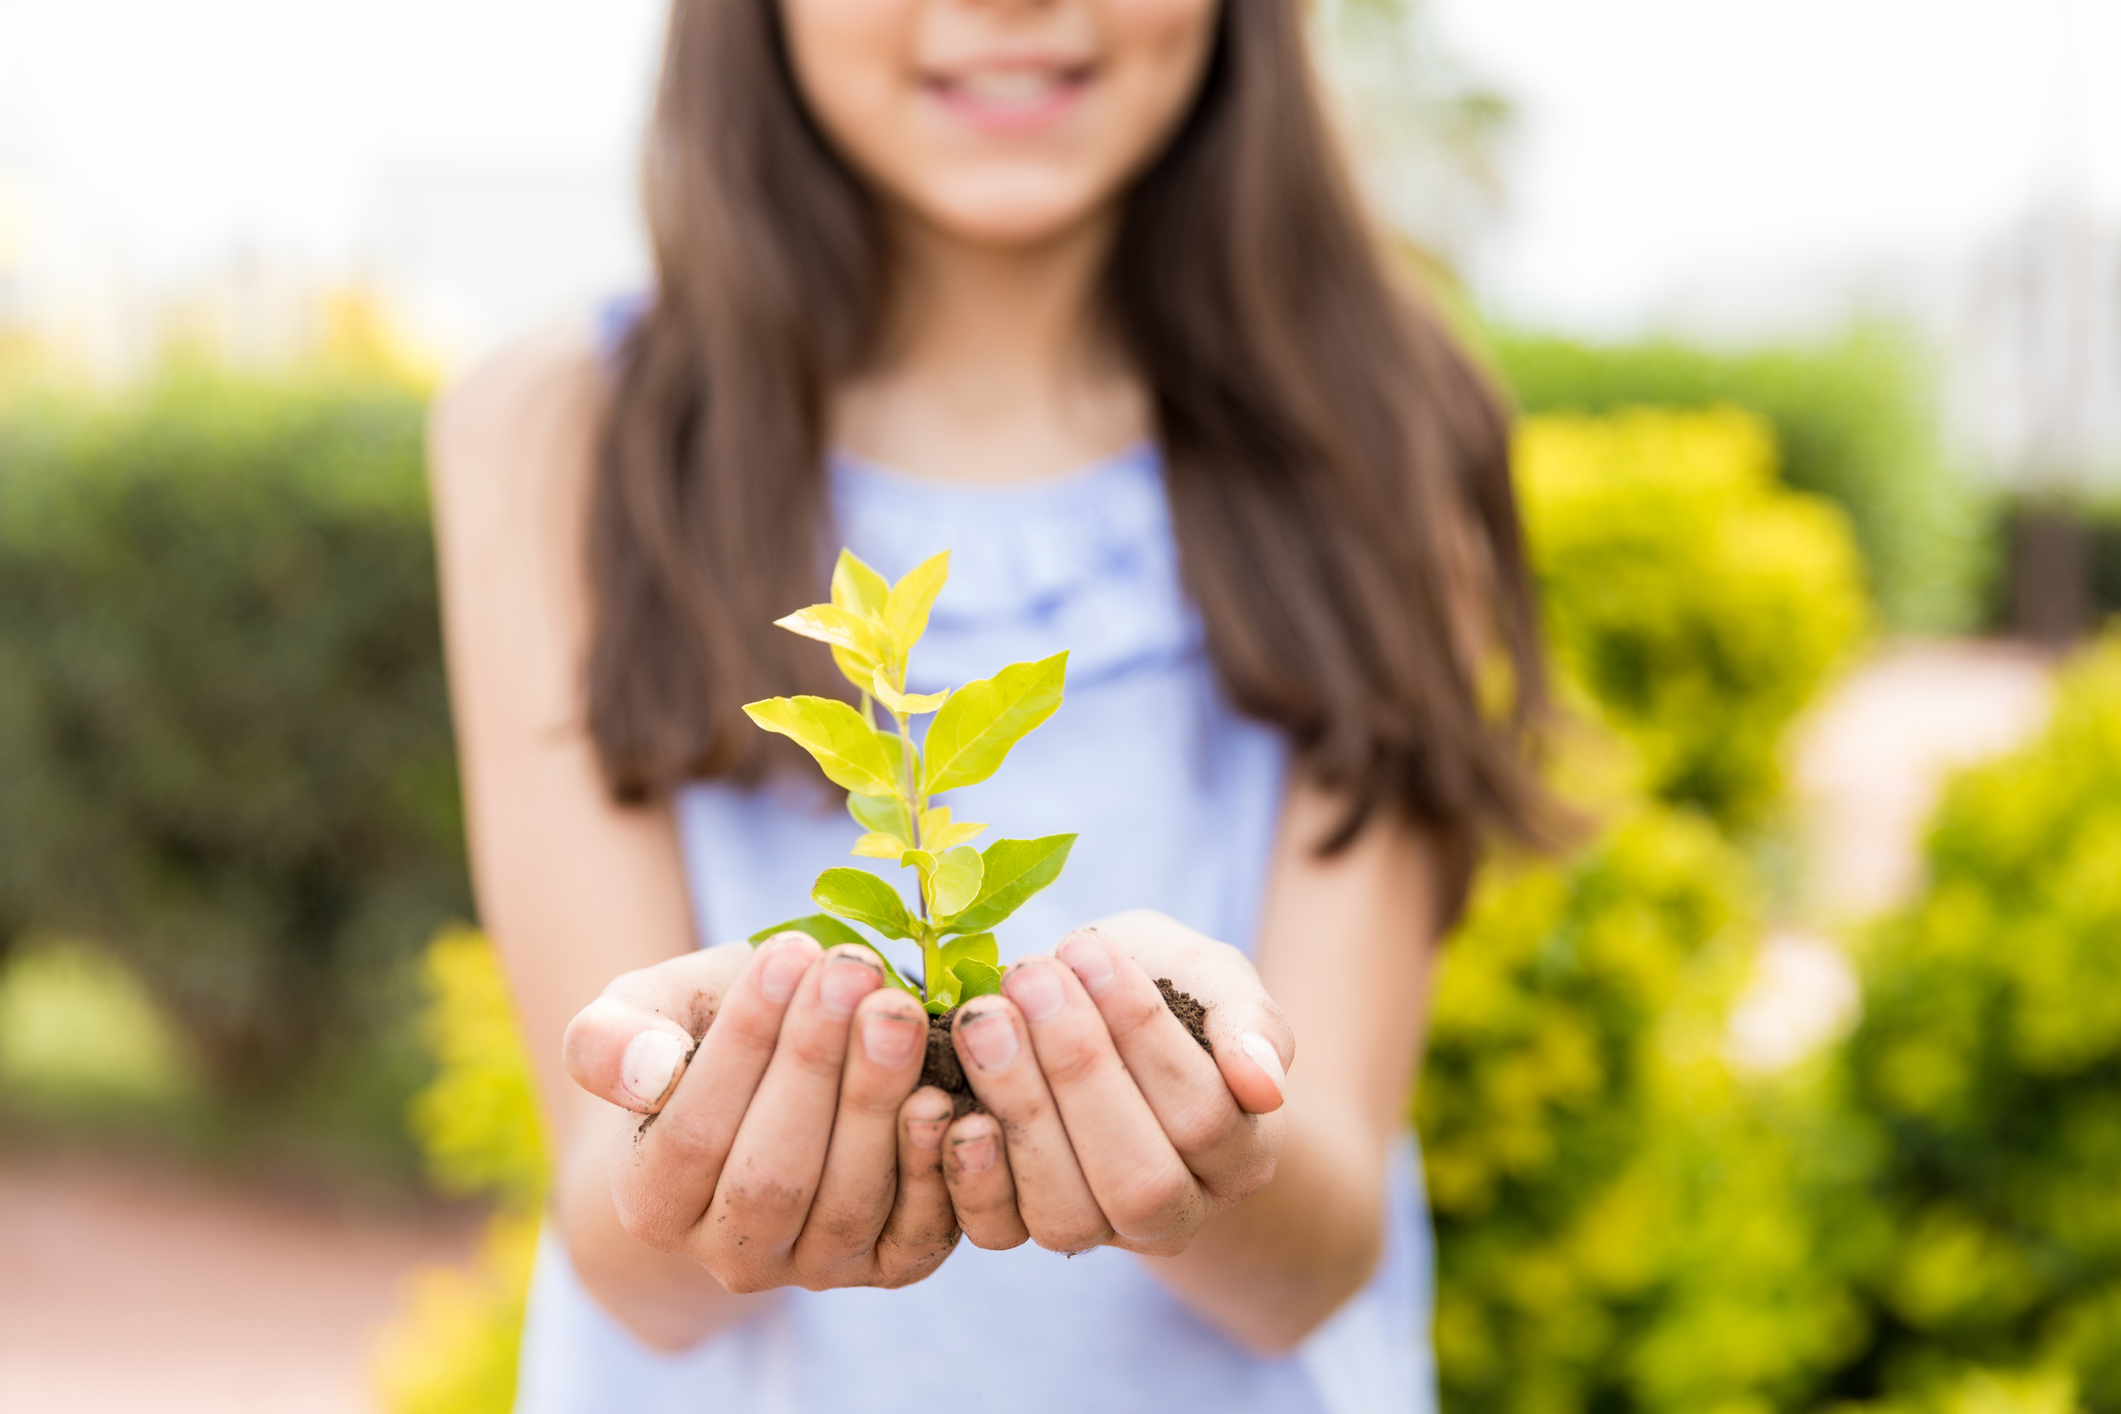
[743,696,902,798]
[949,957,1003,1001]
[746,914,916,994]
[944,834,1076,934]
[921,652,1068,794]
[812,868,917,940]
[920,804,989,850]
[848,791,910,839]
[884,550,950,657]
[851,831,909,859]
[930,846,985,918]
[831,548,890,619]
[938,932,999,974]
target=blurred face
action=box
[779,0,1221,248]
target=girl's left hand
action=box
[938,910,1294,1256]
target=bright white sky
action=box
[2,0,2117,344]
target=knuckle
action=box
[1029,1204,1112,1255]
[1037,1032,1106,1090]
[1166,1097,1239,1158]
[1105,1163,1194,1238]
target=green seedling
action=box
[742,549,1074,1014]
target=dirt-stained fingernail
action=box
[907,1110,950,1151]
[759,936,813,1003]
[620,1029,685,1108]
[1240,1031,1287,1099]
[952,1133,997,1174]
[862,1010,920,1067]
[959,1008,1019,1070]
[1002,961,1066,1022]
[1056,932,1115,996]
[820,952,882,1019]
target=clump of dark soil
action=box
[923,1011,984,1119]
[1155,978,1212,1054]
[916,981,1212,1117]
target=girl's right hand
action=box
[562,933,961,1293]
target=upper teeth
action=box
[956,71,1063,102]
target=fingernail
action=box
[759,937,812,1003]
[1057,932,1115,996]
[1240,1031,1287,1099]
[960,1009,1019,1070]
[862,1011,920,1067]
[952,1133,997,1173]
[1003,961,1066,1022]
[907,1111,949,1151]
[621,1029,685,1107]
[820,953,881,1018]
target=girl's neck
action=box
[830,208,1150,486]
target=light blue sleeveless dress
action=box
[515,442,1439,1414]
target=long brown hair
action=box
[590,0,1558,863]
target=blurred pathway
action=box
[0,1154,477,1413]
[1729,638,2056,1071]
[1790,638,2055,920]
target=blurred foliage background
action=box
[1,325,2117,1414]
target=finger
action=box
[792,984,929,1277]
[611,932,819,1253]
[704,945,884,1286]
[563,942,752,1112]
[942,1110,1028,1251]
[1056,928,1276,1200]
[872,1086,962,1285]
[1089,912,1296,1116]
[1002,955,1205,1252]
[953,995,1113,1254]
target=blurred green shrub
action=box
[374,926,545,1414]
[1818,629,2121,1413]
[1496,327,1987,635]
[1517,407,1869,828]
[0,361,468,1112]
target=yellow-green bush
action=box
[1518,407,1868,828]
[1421,405,1877,1413]
[373,927,546,1414]
[1818,630,2121,1413]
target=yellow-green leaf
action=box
[927,966,962,1013]
[744,696,902,798]
[848,791,911,841]
[938,932,999,974]
[884,551,950,658]
[831,549,890,619]
[944,834,1076,934]
[949,957,1003,1001]
[852,831,909,859]
[775,603,885,660]
[811,868,916,940]
[920,804,988,850]
[922,653,1068,795]
[930,846,985,918]
[871,667,949,716]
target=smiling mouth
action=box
[926,64,1094,128]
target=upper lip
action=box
[923,55,1096,88]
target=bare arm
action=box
[428,327,766,1348]
[1140,774,1440,1352]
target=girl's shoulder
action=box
[429,320,604,518]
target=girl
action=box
[431,0,1555,1409]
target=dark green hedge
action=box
[0,363,469,1102]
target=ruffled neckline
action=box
[827,441,1193,689]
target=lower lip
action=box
[927,74,1090,136]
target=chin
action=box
[909,170,1118,250]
